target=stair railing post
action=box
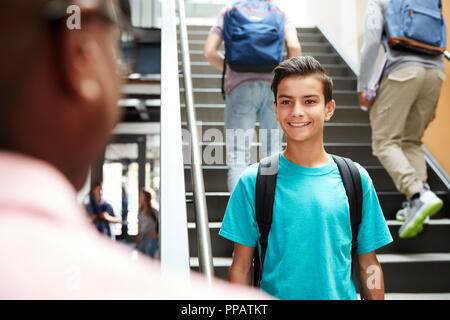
[176,0,215,284]
[160,0,190,279]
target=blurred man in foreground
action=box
[0,0,267,299]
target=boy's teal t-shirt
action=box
[219,153,393,300]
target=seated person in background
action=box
[85,181,122,240]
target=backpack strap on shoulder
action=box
[331,155,365,299]
[221,59,227,100]
[253,152,279,287]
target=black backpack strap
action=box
[221,59,227,100]
[332,155,364,300]
[253,153,279,287]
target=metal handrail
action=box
[160,0,190,278]
[423,147,450,191]
[176,0,214,284]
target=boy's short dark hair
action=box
[271,56,333,104]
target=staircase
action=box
[178,25,450,296]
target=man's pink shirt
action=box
[0,151,270,300]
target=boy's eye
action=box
[280,100,291,105]
[305,99,318,105]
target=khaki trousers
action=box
[370,66,445,199]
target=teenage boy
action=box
[219,56,393,300]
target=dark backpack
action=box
[384,0,446,56]
[221,0,285,98]
[253,153,365,299]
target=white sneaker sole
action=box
[399,198,443,239]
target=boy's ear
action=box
[273,100,278,120]
[324,99,336,122]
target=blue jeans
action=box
[225,82,282,192]
[138,235,159,259]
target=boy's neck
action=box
[283,138,330,168]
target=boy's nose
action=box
[292,101,305,117]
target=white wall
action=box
[274,0,368,65]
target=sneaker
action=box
[398,189,443,239]
[396,201,410,222]
[396,201,430,224]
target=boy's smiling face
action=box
[274,75,335,145]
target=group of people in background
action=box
[85,183,160,259]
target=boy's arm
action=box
[285,28,302,58]
[203,32,225,71]
[229,243,255,286]
[358,251,385,300]
[358,0,384,95]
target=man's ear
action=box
[59,27,102,104]
[324,99,335,122]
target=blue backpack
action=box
[222,0,285,72]
[384,0,446,56]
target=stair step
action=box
[378,192,449,220]
[182,140,448,194]
[186,219,450,228]
[182,142,383,169]
[185,191,449,222]
[177,32,325,43]
[178,50,343,65]
[381,221,450,254]
[186,192,229,223]
[181,62,353,77]
[179,30,325,42]
[182,141,371,167]
[184,165,448,193]
[177,41,333,52]
[181,121,370,143]
[180,74,356,90]
[190,253,450,293]
[382,253,450,293]
[180,104,365,123]
[179,87,358,105]
[178,25,318,34]
[297,33,327,43]
[187,221,450,258]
